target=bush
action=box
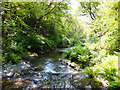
[65,44,92,68]
[5,53,21,64]
[84,55,120,88]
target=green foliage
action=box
[2,1,85,63]
[79,2,100,20]
[89,1,119,54]
[2,1,120,88]
[78,55,89,62]
[68,1,120,88]
[5,53,21,64]
[84,67,94,78]
[2,2,83,63]
[83,55,120,88]
[79,2,100,13]
[65,43,92,68]
[108,81,120,89]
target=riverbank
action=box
[2,49,92,89]
[2,60,31,78]
[3,48,112,89]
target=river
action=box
[2,48,88,89]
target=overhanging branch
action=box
[35,2,62,24]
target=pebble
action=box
[85,85,92,89]
[2,61,31,77]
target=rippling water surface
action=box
[2,49,79,89]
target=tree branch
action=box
[88,3,96,20]
[35,2,62,24]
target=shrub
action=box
[84,55,120,88]
[5,53,21,64]
[65,44,92,68]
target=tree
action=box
[1,2,71,63]
[79,2,100,20]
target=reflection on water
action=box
[2,49,78,89]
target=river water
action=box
[2,48,83,89]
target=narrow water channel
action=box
[2,49,80,89]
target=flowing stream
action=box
[2,48,84,89]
